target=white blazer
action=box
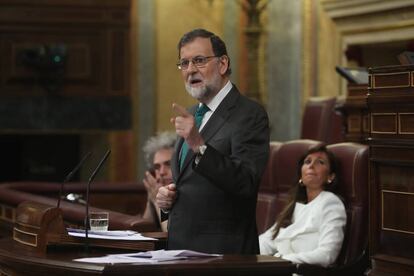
[259,191,346,267]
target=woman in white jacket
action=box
[259,144,346,268]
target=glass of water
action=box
[89,212,109,231]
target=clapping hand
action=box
[143,171,162,204]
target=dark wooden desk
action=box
[0,238,294,275]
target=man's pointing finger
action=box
[172,103,191,117]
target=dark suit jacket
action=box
[167,85,269,254]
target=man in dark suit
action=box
[156,28,269,254]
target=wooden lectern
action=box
[13,201,66,252]
[12,201,165,253]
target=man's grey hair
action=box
[143,131,177,168]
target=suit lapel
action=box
[200,87,239,143]
[172,137,183,182]
[176,86,240,177]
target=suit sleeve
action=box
[193,102,269,198]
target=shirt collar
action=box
[202,81,232,112]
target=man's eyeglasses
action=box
[176,56,218,70]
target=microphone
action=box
[84,149,111,250]
[57,151,92,208]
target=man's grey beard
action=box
[185,83,213,101]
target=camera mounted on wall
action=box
[18,44,67,94]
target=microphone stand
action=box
[57,151,92,208]
[84,149,111,252]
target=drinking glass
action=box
[89,212,109,231]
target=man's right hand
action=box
[156,183,177,211]
[171,103,204,152]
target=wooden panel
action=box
[109,30,128,94]
[368,65,414,275]
[378,164,414,192]
[370,162,414,262]
[10,43,91,79]
[0,205,15,223]
[411,72,414,86]
[371,113,397,134]
[399,113,414,134]
[0,240,294,276]
[0,0,131,130]
[371,146,414,162]
[0,0,130,98]
[371,254,414,276]
[363,114,369,133]
[0,0,130,25]
[382,191,414,234]
[348,115,361,132]
[348,84,368,98]
[412,71,414,86]
[337,84,368,143]
[2,31,104,96]
[372,72,410,89]
[0,6,105,24]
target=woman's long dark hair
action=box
[271,144,339,239]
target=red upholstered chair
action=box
[301,97,344,144]
[256,141,282,234]
[256,140,323,234]
[296,142,369,275]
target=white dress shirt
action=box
[198,80,232,131]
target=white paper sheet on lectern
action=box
[74,249,221,263]
[67,228,157,241]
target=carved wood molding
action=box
[318,0,414,96]
[322,0,414,33]
[322,0,414,19]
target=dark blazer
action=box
[168,85,270,254]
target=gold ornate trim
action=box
[322,0,414,19]
[412,71,414,87]
[13,227,38,247]
[15,221,41,230]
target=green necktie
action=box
[180,104,209,169]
